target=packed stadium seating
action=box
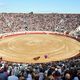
[0,56,80,80]
[0,13,80,80]
[0,13,80,33]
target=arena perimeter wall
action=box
[0,31,79,41]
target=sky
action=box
[0,0,80,13]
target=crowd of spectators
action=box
[0,13,80,33]
[0,13,80,80]
[0,56,80,80]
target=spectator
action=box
[8,71,19,80]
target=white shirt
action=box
[26,74,32,80]
[8,75,18,80]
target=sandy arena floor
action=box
[0,33,80,63]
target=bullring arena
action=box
[0,31,80,63]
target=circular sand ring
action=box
[0,31,80,63]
